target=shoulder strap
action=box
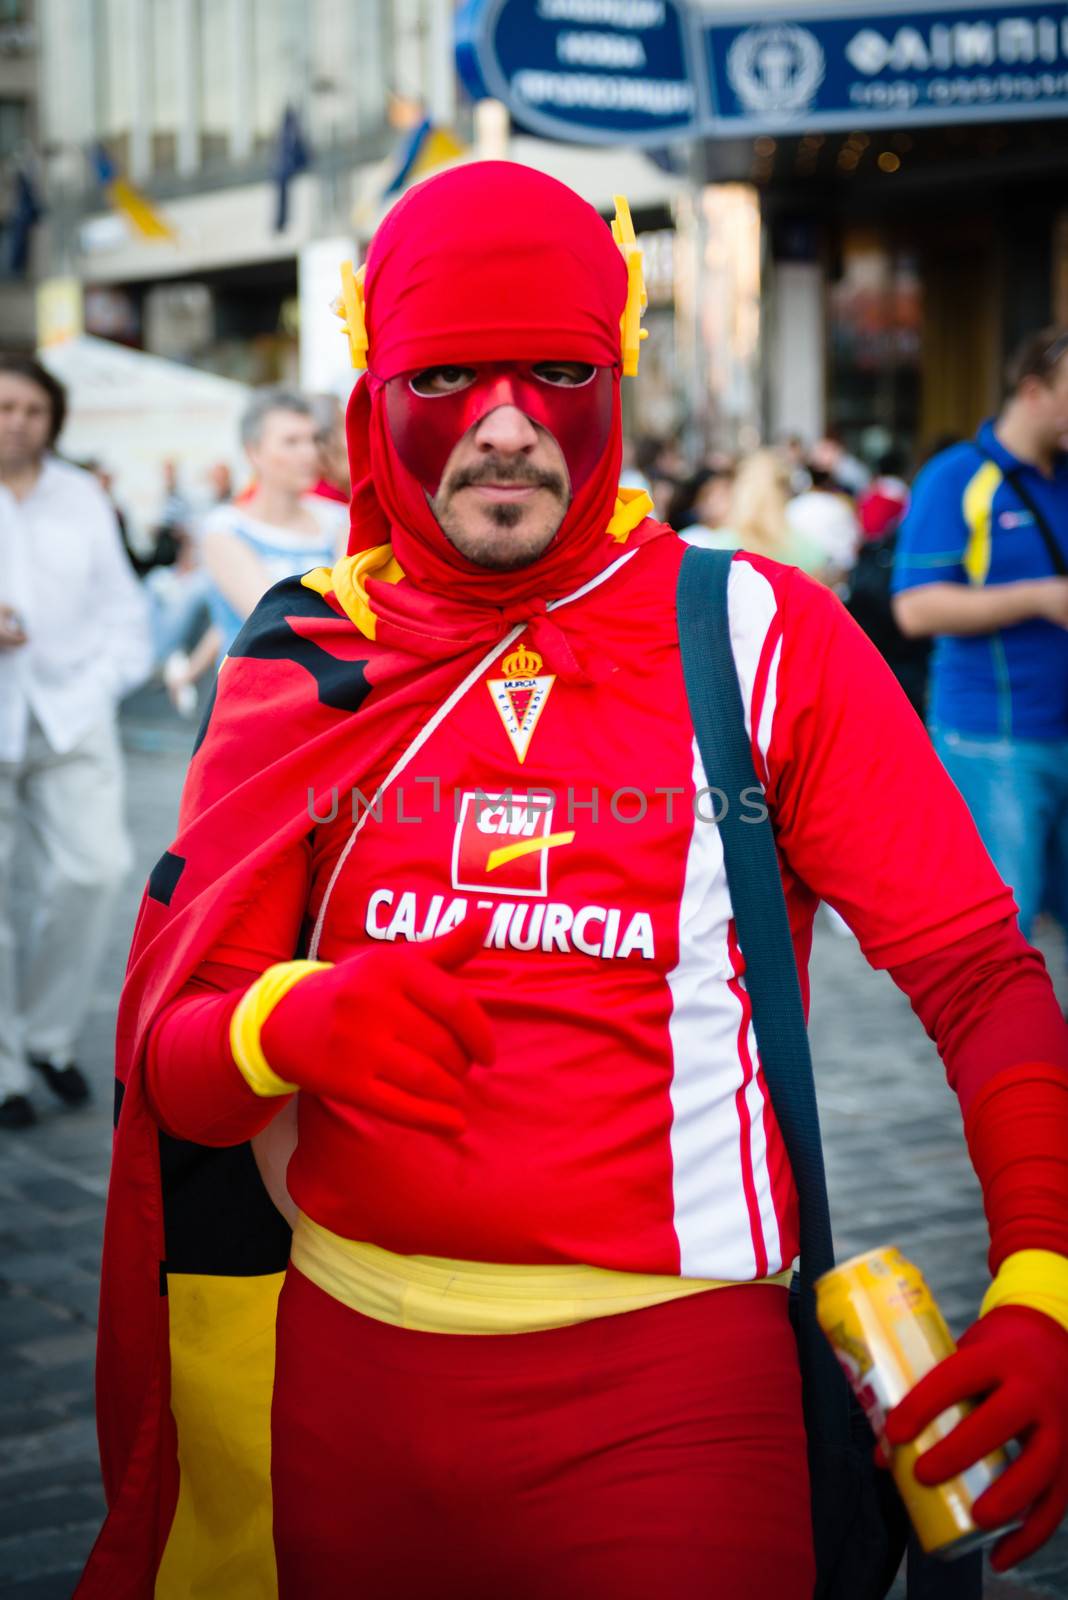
[676,548,982,1600]
[675,546,835,1281]
[675,545,849,1465]
[975,445,1068,577]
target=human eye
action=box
[409,366,477,396]
[532,361,596,388]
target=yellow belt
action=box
[290,1213,792,1336]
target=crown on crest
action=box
[502,644,543,679]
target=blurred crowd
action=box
[624,426,935,716]
[85,388,352,716]
[91,407,937,722]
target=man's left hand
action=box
[884,1305,1068,1570]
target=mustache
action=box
[444,455,568,500]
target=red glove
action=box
[260,913,495,1138]
[884,1304,1068,1570]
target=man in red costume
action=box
[81,164,1068,1599]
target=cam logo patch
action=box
[487,644,555,765]
[451,790,573,897]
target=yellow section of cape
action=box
[301,545,404,641]
[155,1272,284,1600]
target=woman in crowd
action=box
[666,466,735,548]
[722,448,828,576]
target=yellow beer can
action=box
[815,1246,1016,1558]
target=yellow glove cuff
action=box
[980,1249,1068,1339]
[230,960,333,1098]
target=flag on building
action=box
[272,105,309,233]
[6,162,43,276]
[92,145,175,241]
[382,116,467,197]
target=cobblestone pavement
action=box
[0,701,1066,1598]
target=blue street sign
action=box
[456,0,1068,143]
[455,0,704,145]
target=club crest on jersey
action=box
[487,643,555,765]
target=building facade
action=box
[27,1,1068,470]
[34,0,458,386]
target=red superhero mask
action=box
[345,162,641,611]
[383,361,615,498]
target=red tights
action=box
[271,1269,815,1599]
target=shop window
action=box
[0,97,26,160]
[197,0,233,166]
[98,0,135,149]
[145,282,214,362]
[151,132,177,174]
[148,0,181,175]
[829,230,922,467]
[251,0,308,153]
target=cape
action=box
[77,571,420,1599]
[77,516,666,1597]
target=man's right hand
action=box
[0,605,27,648]
[1031,577,1068,628]
[259,914,495,1135]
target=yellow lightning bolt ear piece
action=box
[611,194,648,378]
[333,260,369,370]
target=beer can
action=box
[815,1245,1017,1559]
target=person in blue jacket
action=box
[893,328,1068,938]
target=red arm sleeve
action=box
[764,563,1016,969]
[144,962,279,1146]
[888,915,1068,1116]
[142,838,312,1146]
[890,921,1068,1270]
[963,1061,1068,1273]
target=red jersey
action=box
[208,536,1013,1280]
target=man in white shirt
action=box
[0,355,152,1128]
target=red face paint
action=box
[383,363,614,497]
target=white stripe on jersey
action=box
[741,1009,786,1272]
[757,637,782,770]
[665,556,786,1279]
[667,737,758,1278]
[730,558,786,1272]
[728,556,780,769]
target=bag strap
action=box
[975,445,1068,577]
[676,547,835,1278]
[675,547,844,1446]
[676,548,982,1600]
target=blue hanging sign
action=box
[705,3,1068,134]
[455,0,703,146]
[457,0,1068,143]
